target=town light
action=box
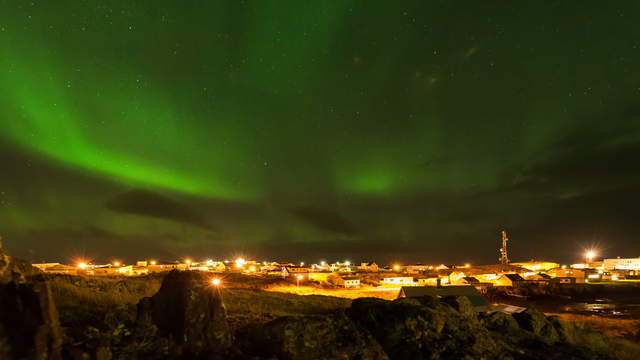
[345,261,351,266]
[77,262,87,269]
[296,274,303,280]
[150,260,156,265]
[211,278,221,286]
[235,258,246,268]
[585,250,596,263]
[300,262,304,266]
[320,261,326,266]
[249,265,256,272]
[185,259,192,265]
[113,261,120,267]
[393,265,400,271]
[465,263,470,268]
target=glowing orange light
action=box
[296,275,304,280]
[77,262,87,269]
[113,262,120,267]
[211,278,221,286]
[393,265,400,271]
[150,260,156,265]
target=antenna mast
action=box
[499,230,509,265]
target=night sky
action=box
[1,1,640,265]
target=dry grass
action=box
[265,284,399,300]
[220,287,352,330]
[547,312,640,338]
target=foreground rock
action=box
[0,236,40,283]
[134,270,233,359]
[242,311,389,360]
[0,278,63,360]
[348,297,500,360]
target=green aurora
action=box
[1,1,640,263]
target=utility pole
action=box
[499,231,510,265]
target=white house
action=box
[337,276,360,288]
[382,277,415,286]
[603,257,640,270]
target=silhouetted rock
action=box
[484,311,520,334]
[513,309,560,343]
[348,297,500,360]
[441,295,476,318]
[0,279,63,360]
[135,270,232,359]
[241,311,388,360]
[0,236,40,284]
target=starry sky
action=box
[1,1,640,265]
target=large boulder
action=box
[483,311,520,334]
[134,270,232,359]
[348,297,500,360]
[0,279,63,360]
[512,309,560,344]
[242,311,388,360]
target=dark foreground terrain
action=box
[2,252,640,359]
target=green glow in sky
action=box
[1,1,640,263]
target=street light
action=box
[585,250,596,266]
[296,274,303,288]
[211,278,221,286]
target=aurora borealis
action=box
[1,1,640,264]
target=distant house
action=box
[382,277,415,286]
[547,268,586,284]
[525,273,551,284]
[398,285,489,312]
[526,273,551,280]
[282,266,311,279]
[147,262,188,273]
[359,261,379,272]
[416,277,439,286]
[454,276,480,286]
[495,274,526,287]
[448,271,467,283]
[337,276,360,288]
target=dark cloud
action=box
[106,189,217,231]
[289,206,356,236]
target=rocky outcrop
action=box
[0,236,40,284]
[242,311,389,360]
[134,270,232,359]
[348,297,500,360]
[512,308,560,343]
[0,278,63,360]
